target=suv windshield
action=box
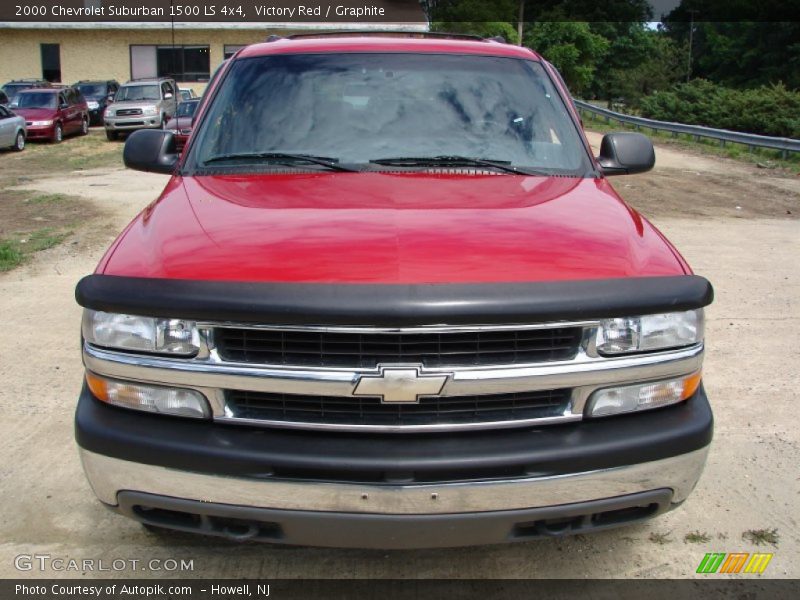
[177,101,199,117]
[116,84,160,102]
[76,83,106,97]
[15,92,57,109]
[190,53,590,174]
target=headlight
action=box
[142,106,158,115]
[82,310,199,356]
[596,309,703,355]
[86,372,210,419]
[31,120,53,126]
[87,101,99,110]
[586,372,702,418]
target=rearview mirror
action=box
[597,132,655,176]
[123,129,179,174]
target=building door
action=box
[41,44,61,83]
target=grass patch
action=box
[0,133,110,273]
[0,129,123,183]
[684,530,711,544]
[25,228,71,251]
[742,528,779,546]
[25,193,70,205]
[0,190,98,273]
[580,110,800,174]
[0,242,24,271]
[648,531,672,545]
[0,228,73,271]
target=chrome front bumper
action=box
[81,446,709,547]
[81,446,709,515]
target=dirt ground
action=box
[0,131,798,579]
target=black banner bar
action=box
[2,1,799,23]
[3,579,800,600]
[0,575,800,600]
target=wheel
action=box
[80,117,89,135]
[12,131,25,152]
[52,123,63,143]
[106,130,117,141]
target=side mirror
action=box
[59,103,68,110]
[107,93,115,102]
[164,92,173,100]
[597,132,655,176]
[123,129,179,174]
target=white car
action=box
[0,105,26,151]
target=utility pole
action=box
[517,0,524,46]
[686,9,699,82]
[171,0,177,80]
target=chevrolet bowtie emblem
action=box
[353,365,450,404]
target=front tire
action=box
[12,131,25,152]
[52,123,63,143]
[80,117,89,135]
[105,130,117,141]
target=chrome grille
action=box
[226,388,571,427]
[214,326,583,368]
[116,108,143,116]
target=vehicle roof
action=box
[18,87,59,93]
[122,78,172,85]
[237,36,541,61]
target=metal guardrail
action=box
[573,99,800,158]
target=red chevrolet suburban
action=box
[75,34,713,549]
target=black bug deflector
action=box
[75,274,713,326]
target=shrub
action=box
[639,80,800,138]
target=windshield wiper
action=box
[369,155,545,176]
[203,152,359,172]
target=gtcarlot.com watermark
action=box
[14,553,194,573]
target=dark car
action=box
[12,87,89,142]
[165,98,200,150]
[74,80,119,125]
[1,79,52,105]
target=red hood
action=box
[99,173,688,283]
[14,107,56,120]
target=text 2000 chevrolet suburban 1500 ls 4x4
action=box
[74,34,713,549]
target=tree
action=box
[662,19,800,90]
[524,22,609,96]
[426,0,520,43]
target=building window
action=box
[130,45,210,82]
[41,44,61,82]
[224,45,246,60]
